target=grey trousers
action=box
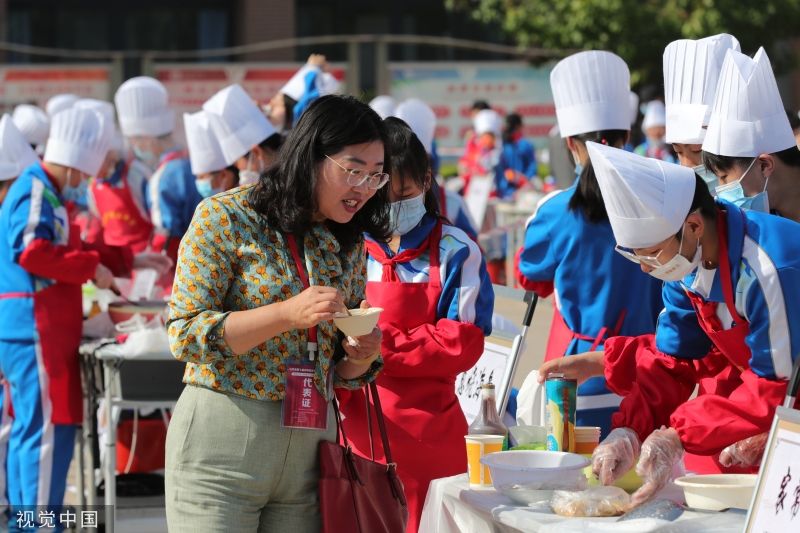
[165,385,336,533]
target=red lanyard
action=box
[286,233,318,359]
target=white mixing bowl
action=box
[675,474,757,510]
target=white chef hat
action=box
[664,34,741,144]
[587,141,696,249]
[702,47,796,157]
[74,98,123,153]
[45,93,79,118]
[203,84,277,166]
[280,65,340,101]
[474,109,502,137]
[395,98,437,154]
[370,95,397,120]
[44,107,110,177]
[184,111,227,176]
[629,92,640,126]
[0,114,39,181]
[641,101,667,131]
[550,51,631,138]
[12,105,50,147]
[114,76,175,138]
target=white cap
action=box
[629,92,640,126]
[703,48,795,157]
[664,34,741,144]
[203,84,276,166]
[45,93,79,118]
[0,114,39,181]
[280,65,340,101]
[550,51,631,138]
[641,101,667,131]
[184,111,227,176]
[587,141,696,249]
[369,95,397,119]
[11,105,50,147]
[474,109,502,137]
[44,107,110,177]
[74,98,122,153]
[114,76,175,137]
[395,98,436,154]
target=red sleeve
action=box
[671,369,787,455]
[19,238,100,285]
[380,319,485,379]
[604,334,699,443]
[513,246,554,297]
[79,219,134,277]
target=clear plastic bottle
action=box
[468,383,509,450]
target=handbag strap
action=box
[367,382,395,466]
[365,391,375,461]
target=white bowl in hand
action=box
[480,450,589,504]
[675,474,757,510]
[333,308,383,337]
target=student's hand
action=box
[342,301,382,364]
[93,264,117,291]
[592,427,641,486]
[536,350,605,385]
[719,432,768,468]
[133,252,173,276]
[630,427,684,508]
[283,286,346,330]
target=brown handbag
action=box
[319,383,408,533]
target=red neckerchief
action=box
[365,229,437,282]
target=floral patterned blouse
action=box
[167,185,382,401]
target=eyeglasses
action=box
[325,155,390,190]
[615,244,670,268]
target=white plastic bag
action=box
[516,370,546,426]
[115,315,170,358]
[551,486,631,517]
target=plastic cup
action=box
[465,435,505,488]
[575,426,601,454]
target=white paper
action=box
[748,427,800,532]
[456,340,511,425]
[464,174,493,230]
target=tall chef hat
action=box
[395,98,437,154]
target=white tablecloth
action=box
[419,475,747,533]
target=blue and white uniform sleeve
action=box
[655,281,713,359]
[438,227,494,335]
[6,178,60,261]
[517,194,561,284]
[292,71,322,121]
[740,260,800,380]
[150,159,202,238]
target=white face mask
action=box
[389,192,427,235]
[239,152,263,186]
[649,228,702,282]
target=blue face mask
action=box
[133,145,158,167]
[195,179,221,199]
[715,158,770,213]
[693,164,718,196]
[62,174,89,207]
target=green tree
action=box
[447,0,800,88]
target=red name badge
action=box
[282,363,329,430]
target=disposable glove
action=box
[630,427,683,507]
[592,427,641,486]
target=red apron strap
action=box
[428,221,442,289]
[716,209,746,325]
[437,185,448,218]
[286,233,318,350]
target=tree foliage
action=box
[447,0,800,88]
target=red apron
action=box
[683,209,755,474]
[32,222,86,424]
[90,160,153,253]
[437,185,448,219]
[340,222,468,533]
[545,307,627,363]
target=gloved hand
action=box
[630,427,683,507]
[133,252,174,276]
[592,427,641,486]
[719,432,768,468]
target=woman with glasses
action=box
[338,117,494,533]
[165,95,392,532]
[515,51,663,437]
[541,142,800,507]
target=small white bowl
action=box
[480,450,589,503]
[333,308,383,337]
[675,474,757,510]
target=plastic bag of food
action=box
[551,486,631,517]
